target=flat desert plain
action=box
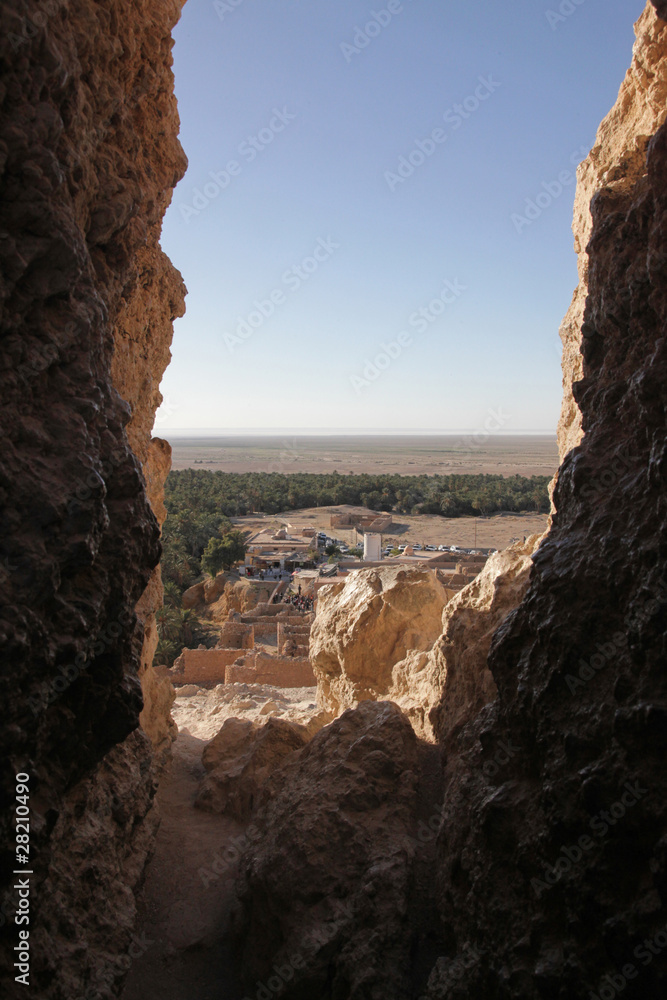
[233,506,550,553]
[168,434,559,478]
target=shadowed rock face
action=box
[196,716,311,822]
[234,701,425,1000]
[233,6,667,997]
[428,9,667,996]
[0,0,186,996]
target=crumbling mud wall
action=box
[233,6,667,998]
[0,0,186,996]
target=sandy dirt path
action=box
[121,733,243,1000]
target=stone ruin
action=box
[170,606,316,688]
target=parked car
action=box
[425,545,436,551]
[437,545,447,551]
[413,544,422,551]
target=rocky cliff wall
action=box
[0,1,186,996]
[557,2,667,460]
[429,7,667,995]
[234,6,667,997]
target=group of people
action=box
[283,591,314,613]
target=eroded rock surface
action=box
[427,5,667,997]
[557,2,667,461]
[310,566,449,734]
[234,701,425,1000]
[426,535,541,743]
[182,573,274,622]
[195,716,311,822]
[0,0,186,995]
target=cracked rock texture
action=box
[234,6,667,998]
[195,716,311,822]
[428,5,667,996]
[426,535,541,744]
[0,0,186,996]
[557,2,667,461]
[234,701,425,1000]
[310,566,449,738]
[182,573,274,622]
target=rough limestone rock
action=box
[182,574,272,618]
[207,578,274,623]
[133,438,177,759]
[557,2,667,461]
[0,0,186,996]
[425,536,541,742]
[195,716,311,822]
[182,580,206,609]
[234,701,422,1000]
[310,566,449,727]
[426,6,667,997]
[19,732,159,1000]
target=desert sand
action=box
[168,433,559,478]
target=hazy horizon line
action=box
[158,428,558,438]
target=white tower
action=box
[363,533,381,561]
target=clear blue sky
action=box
[155,0,645,435]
